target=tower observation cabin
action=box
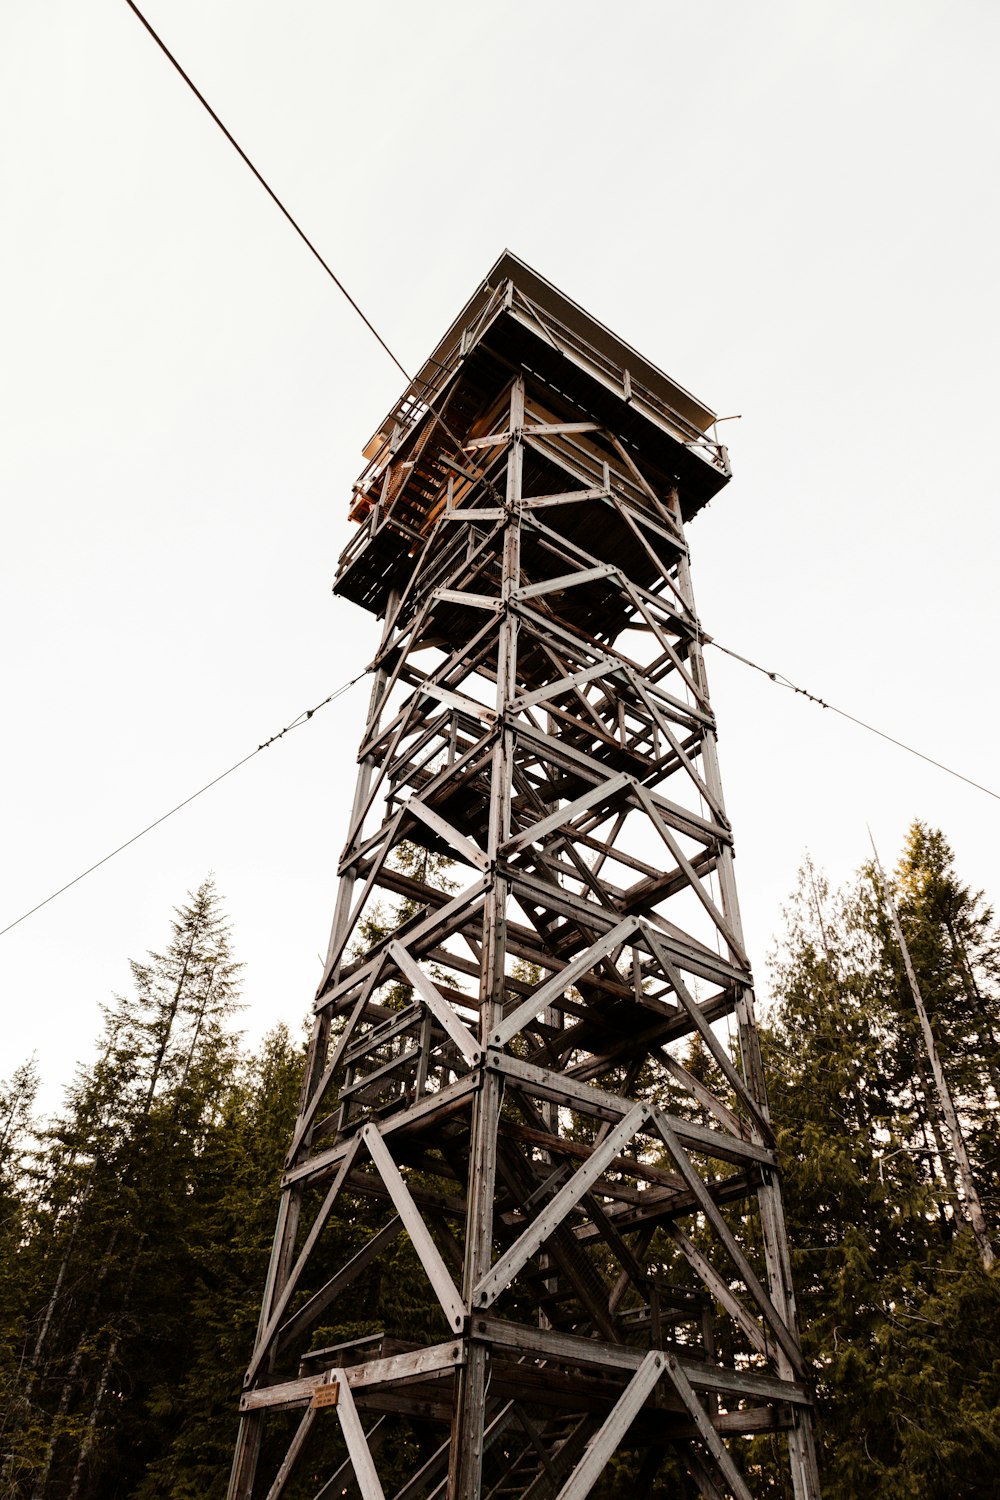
[337,252,731,620]
[230,254,822,1500]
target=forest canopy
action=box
[2,825,999,1499]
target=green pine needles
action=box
[2,830,999,1499]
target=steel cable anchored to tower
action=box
[3,639,996,940]
[0,674,365,939]
[5,630,995,936]
[707,639,1000,802]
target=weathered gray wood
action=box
[241,1341,464,1412]
[401,797,490,872]
[641,923,771,1140]
[474,1104,648,1307]
[233,257,819,1500]
[666,1223,770,1359]
[331,1373,387,1500]
[651,1110,804,1375]
[521,487,609,508]
[311,1418,387,1500]
[492,1053,776,1168]
[245,1135,362,1387]
[514,562,618,601]
[502,771,632,857]
[282,1071,481,1188]
[361,1126,466,1332]
[388,941,481,1065]
[277,1218,403,1352]
[262,1407,316,1500]
[493,916,641,1046]
[634,784,749,968]
[662,1354,754,1500]
[553,1353,663,1500]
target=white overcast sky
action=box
[3,1,998,1112]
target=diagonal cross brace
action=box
[503,770,633,856]
[401,797,489,872]
[492,915,641,1047]
[361,1125,466,1332]
[667,1223,770,1359]
[387,941,481,1065]
[329,1372,387,1500]
[245,1135,363,1388]
[553,1351,664,1500]
[641,923,772,1143]
[633,783,750,970]
[662,1353,755,1500]
[473,1103,649,1307]
[651,1109,805,1376]
[262,1406,316,1500]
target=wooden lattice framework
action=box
[229,253,822,1500]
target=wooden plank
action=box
[287,965,385,1161]
[282,1071,480,1187]
[245,1135,363,1388]
[503,771,632,856]
[331,1374,387,1500]
[554,1353,663,1500]
[388,941,481,1066]
[277,1219,403,1353]
[496,1119,684,1193]
[641,922,771,1141]
[240,1341,464,1412]
[310,1419,387,1500]
[489,1054,775,1170]
[493,917,641,1047]
[401,797,489,872]
[634,784,750,968]
[314,874,491,1016]
[416,681,497,726]
[362,1125,466,1332]
[473,1105,648,1307]
[263,1408,316,1500]
[430,588,502,613]
[651,1111,804,1376]
[522,421,601,436]
[521,488,609,508]
[666,1223,770,1360]
[439,507,508,521]
[662,1354,754,1500]
[514,563,617,602]
[512,658,619,715]
[472,1317,809,1405]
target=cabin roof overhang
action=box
[336,254,732,615]
[360,251,731,515]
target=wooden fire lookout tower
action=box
[229,253,822,1500]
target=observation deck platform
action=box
[334,252,731,619]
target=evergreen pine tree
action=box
[0,1057,41,1493]
[889,823,1000,1226]
[761,835,1000,1498]
[133,1023,305,1500]
[14,879,242,1500]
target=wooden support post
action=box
[231,255,819,1500]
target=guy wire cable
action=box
[6,9,994,936]
[0,673,365,939]
[123,0,507,510]
[5,636,998,941]
[707,637,1000,803]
